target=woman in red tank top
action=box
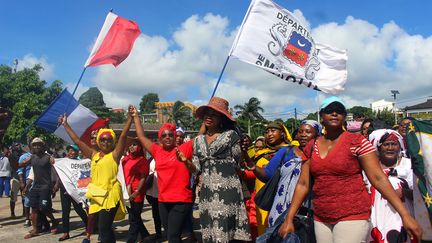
[278,96,422,243]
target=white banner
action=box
[54,158,129,206]
[229,0,347,94]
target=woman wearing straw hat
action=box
[179,97,252,243]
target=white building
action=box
[370,99,395,112]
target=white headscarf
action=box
[369,129,405,155]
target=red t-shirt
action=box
[304,132,375,224]
[122,155,149,202]
[151,141,193,203]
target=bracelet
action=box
[244,163,256,171]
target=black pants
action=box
[60,188,88,233]
[159,202,193,243]
[98,203,119,243]
[126,201,149,243]
[146,195,162,235]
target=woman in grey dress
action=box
[178,97,251,243]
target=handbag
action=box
[85,183,108,205]
[293,138,316,243]
[293,204,315,243]
[255,147,290,211]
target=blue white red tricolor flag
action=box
[84,12,140,67]
[34,89,108,145]
[229,0,348,94]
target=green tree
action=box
[285,117,300,134]
[79,87,105,108]
[139,93,159,114]
[0,64,64,146]
[375,108,395,127]
[109,111,126,124]
[161,101,195,128]
[348,106,374,119]
[304,112,318,121]
[234,97,266,135]
[78,87,113,120]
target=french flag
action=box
[84,11,140,67]
[35,89,108,145]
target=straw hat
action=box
[195,97,235,122]
[31,137,45,145]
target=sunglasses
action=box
[99,137,113,143]
[161,132,174,138]
[322,106,346,115]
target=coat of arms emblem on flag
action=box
[282,31,312,67]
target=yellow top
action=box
[88,152,125,220]
[253,146,288,235]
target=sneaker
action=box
[24,219,31,227]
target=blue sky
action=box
[2,0,432,120]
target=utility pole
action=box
[391,90,400,125]
[13,59,18,73]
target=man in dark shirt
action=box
[9,142,23,217]
[20,137,59,239]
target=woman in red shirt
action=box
[130,106,193,243]
[122,138,150,243]
[278,96,422,243]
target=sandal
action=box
[24,232,39,239]
[58,234,70,241]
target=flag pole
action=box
[64,67,87,117]
[72,67,87,96]
[211,55,231,98]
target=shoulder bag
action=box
[255,146,290,211]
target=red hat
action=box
[195,97,235,122]
[158,123,177,139]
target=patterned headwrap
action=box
[369,129,405,154]
[266,121,293,145]
[300,120,322,135]
[96,128,116,146]
[158,123,177,139]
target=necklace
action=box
[206,129,220,136]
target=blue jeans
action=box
[0,176,11,197]
[257,210,300,243]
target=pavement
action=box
[0,195,201,243]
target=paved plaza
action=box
[0,196,201,243]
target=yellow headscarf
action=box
[96,128,116,147]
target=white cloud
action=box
[89,12,432,119]
[17,54,56,81]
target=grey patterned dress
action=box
[192,130,252,243]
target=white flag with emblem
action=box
[229,0,347,94]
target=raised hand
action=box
[58,113,67,126]
[128,105,139,117]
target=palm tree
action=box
[234,97,266,135]
[162,101,193,128]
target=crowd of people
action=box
[0,95,430,243]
